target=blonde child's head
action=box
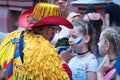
[98,27,120,56]
[69,20,94,54]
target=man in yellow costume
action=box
[0,3,73,80]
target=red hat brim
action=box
[18,8,73,29]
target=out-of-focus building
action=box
[0,0,52,33]
[0,0,33,32]
[69,0,107,17]
[0,0,110,32]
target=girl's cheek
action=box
[75,37,83,45]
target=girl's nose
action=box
[69,39,73,44]
[97,42,100,46]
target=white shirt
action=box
[68,53,98,80]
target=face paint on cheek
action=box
[75,38,83,45]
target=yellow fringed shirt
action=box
[0,30,70,80]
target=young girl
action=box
[97,27,120,80]
[68,20,98,80]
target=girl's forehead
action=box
[100,32,106,40]
[69,27,81,34]
[69,29,76,33]
[70,27,78,31]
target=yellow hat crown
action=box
[28,3,62,23]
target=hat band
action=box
[27,15,39,24]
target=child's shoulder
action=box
[88,53,96,58]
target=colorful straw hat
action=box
[18,3,73,29]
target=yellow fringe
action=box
[30,3,62,22]
[0,30,70,80]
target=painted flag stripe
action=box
[5,59,13,69]
[7,71,13,79]
[6,63,13,75]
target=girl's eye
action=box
[72,35,77,39]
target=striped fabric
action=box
[3,38,20,80]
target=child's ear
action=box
[105,41,110,51]
[84,35,90,43]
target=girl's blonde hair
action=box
[102,27,120,53]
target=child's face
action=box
[69,27,86,52]
[98,32,108,56]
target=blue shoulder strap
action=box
[19,31,25,63]
[13,31,25,63]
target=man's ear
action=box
[84,35,90,43]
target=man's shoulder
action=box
[0,32,7,44]
[0,30,22,45]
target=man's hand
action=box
[60,47,75,63]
